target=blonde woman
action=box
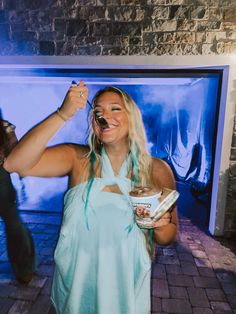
[4,81,178,314]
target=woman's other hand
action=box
[59,81,89,120]
[152,211,172,228]
[151,158,178,245]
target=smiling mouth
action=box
[102,126,116,132]
[95,116,119,131]
[95,116,109,129]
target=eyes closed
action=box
[93,104,123,118]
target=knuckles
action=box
[61,84,89,115]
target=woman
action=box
[4,81,178,313]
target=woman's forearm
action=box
[154,222,178,246]
[4,112,65,174]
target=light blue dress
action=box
[51,148,151,314]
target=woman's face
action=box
[92,91,129,146]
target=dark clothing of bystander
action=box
[0,118,35,284]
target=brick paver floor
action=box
[0,212,236,314]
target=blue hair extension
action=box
[148,229,154,257]
[132,143,154,255]
[83,150,96,230]
[125,143,139,235]
[132,143,139,186]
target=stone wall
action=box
[225,126,236,238]
[0,0,236,56]
[0,0,236,236]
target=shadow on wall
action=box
[176,180,210,228]
[176,165,236,235]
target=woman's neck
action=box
[104,143,129,175]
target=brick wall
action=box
[0,0,236,236]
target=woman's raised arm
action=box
[4,81,88,177]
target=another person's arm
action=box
[4,121,18,153]
[0,120,17,165]
[4,81,88,177]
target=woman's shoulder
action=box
[150,156,176,189]
[151,156,170,169]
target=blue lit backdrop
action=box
[0,71,220,225]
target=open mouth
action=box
[95,116,119,130]
[102,123,118,131]
[95,116,109,129]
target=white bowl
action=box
[131,188,179,229]
[130,190,162,217]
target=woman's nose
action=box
[102,109,111,119]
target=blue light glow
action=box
[0,70,220,225]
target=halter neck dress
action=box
[51,148,151,314]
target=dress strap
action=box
[101,146,131,180]
[101,146,132,197]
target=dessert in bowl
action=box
[129,186,162,217]
[130,186,179,229]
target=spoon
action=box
[71,81,109,129]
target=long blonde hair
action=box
[87,86,152,186]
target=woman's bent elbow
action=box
[3,158,13,173]
[3,158,22,175]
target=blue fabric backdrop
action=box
[0,73,220,218]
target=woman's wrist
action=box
[153,221,177,231]
[56,108,70,122]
